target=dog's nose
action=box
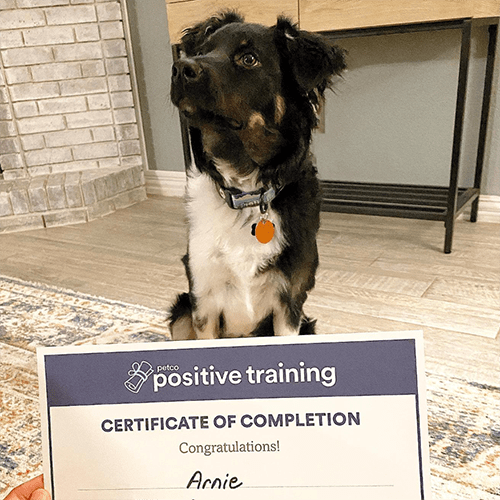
[172,59,203,83]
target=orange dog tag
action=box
[254,219,275,244]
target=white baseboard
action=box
[145,170,500,223]
[145,170,186,197]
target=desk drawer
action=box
[299,0,498,33]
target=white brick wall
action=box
[0,0,143,180]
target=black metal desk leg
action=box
[445,20,472,254]
[471,23,498,223]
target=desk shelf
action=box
[320,181,479,222]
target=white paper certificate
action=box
[37,331,431,500]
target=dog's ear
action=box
[274,17,346,98]
[180,11,244,56]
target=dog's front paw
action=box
[274,325,300,337]
[193,314,219,340]
[195,329,219,340]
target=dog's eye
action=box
[238,53,259,68]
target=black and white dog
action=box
[169,12,345,340]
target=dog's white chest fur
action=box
[185,171,286,337]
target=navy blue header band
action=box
[43,339,417,407]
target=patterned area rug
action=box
[1,275,499,498]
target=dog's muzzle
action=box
[171,58,243,130]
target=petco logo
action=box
[124,361,153,394]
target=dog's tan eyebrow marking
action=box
[237,40,256,52]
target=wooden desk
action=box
[165,1,499,253]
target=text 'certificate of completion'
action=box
[38,331,431,500]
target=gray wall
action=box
[127,0,499,195]
[126,0,184,172]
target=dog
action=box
[169,12,345,340]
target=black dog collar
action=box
[217,184,280,214]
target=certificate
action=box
[38,331,431,499]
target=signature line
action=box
[78,484,394,491]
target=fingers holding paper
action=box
[5,475,50,500]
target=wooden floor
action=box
[0,195,498,386]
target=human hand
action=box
[4,475,50,500]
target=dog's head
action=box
[171,12,345,183]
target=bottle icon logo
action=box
[124,361,153,394]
